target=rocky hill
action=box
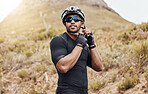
[0,0,147,94]
[0,0,130,34]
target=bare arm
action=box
[82,29,103,71]
[90,47,103,72]
[56,46,83,73]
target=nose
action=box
[71,19,75,23]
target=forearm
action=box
[56,46,83,73]
[90,48,103,71]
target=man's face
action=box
[64,14,84,33]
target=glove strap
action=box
[89,44,96,49]
[76,43,84,48]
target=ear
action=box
[64,23,66,26]
[81,22,84,27]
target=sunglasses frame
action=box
[65,17,83,23]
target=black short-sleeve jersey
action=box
[50,32,92,90]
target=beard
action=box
[67,29,79,35]
[68,25,80,32]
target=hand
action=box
[87,32,95,46]
[76,33,87,48]
[82,29,95,46]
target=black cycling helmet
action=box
[61,6,85,23]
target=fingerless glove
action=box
[76,34,87,48]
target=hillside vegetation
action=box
[0,0,130,35]
[0,0,148,94]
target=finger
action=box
[82,29,86,33]
[85,31,91,36]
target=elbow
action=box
[99,67,103,71]
[98,63,104,72]
[95,68,103,72]
[59,66,68,73]
[56,59,69,74]
[92,62,104,72]
[56,64,68,73]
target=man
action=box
[50,6,103,94]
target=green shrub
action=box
[51,66,57,74]
[0,57,4,62]
[139,23,148,31]
[13,40,27,52]
[32,74,37,82]
[118,32,130,41]
[36,28,46,33]
[131,40,148,66]
[26,27,63,41]
[130,23,148,32]
[0,68,2,78]
[35,64,47,72]
[13,40,36,53]
[17,70,29,79]
[119,23,148,41]
[144,67,148,82]
[25,51,33,58]
[112,73,117,82]
[0,38,6,44]
[103,60,117,71]
[30,85,38,94]
[89,79,106,92]
[118,73,139,91]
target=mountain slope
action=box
[0,0,131,34]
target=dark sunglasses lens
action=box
[72,17,78,22]
[66,17,79,22]
[67,17,72,22]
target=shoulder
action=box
[50,32,67,45]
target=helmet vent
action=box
[71,7,73,10]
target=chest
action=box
[66,39,89,66]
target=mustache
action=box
[70,25,77,27]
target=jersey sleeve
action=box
[87,49,92,68]
[50,36,67,66]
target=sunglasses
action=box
[65,17,83,22]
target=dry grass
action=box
[0,1,147,92]
[1,23,148,93]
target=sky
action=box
[0,0,22,22]
[0,0,148,24]
[104,0,148,24]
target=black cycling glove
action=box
[76,33,87,48]
[86,32,96,49]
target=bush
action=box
[32,74,37,82]
[17,70,29,79]
[119,23,148,42]
[30,85,38,94]
[25,51,33,58]
[0,38,6,44]
[112,73,117,82]
[102,56,118,71]
[34,64,47,72]
[118,32,130,41]
[0,68,2,78]
[130,23,148,32]
[139,23,148,31]
[130,40,148,66]
[144,67,148,82]
[0,57,4,62]
[89,79,106,92]
[51,66,57,74]
[13,40,36,53]
[27,27,64,41]
[118,73,139,91]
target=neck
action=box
[66,32,78,40]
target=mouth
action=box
[70,25,77,28]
